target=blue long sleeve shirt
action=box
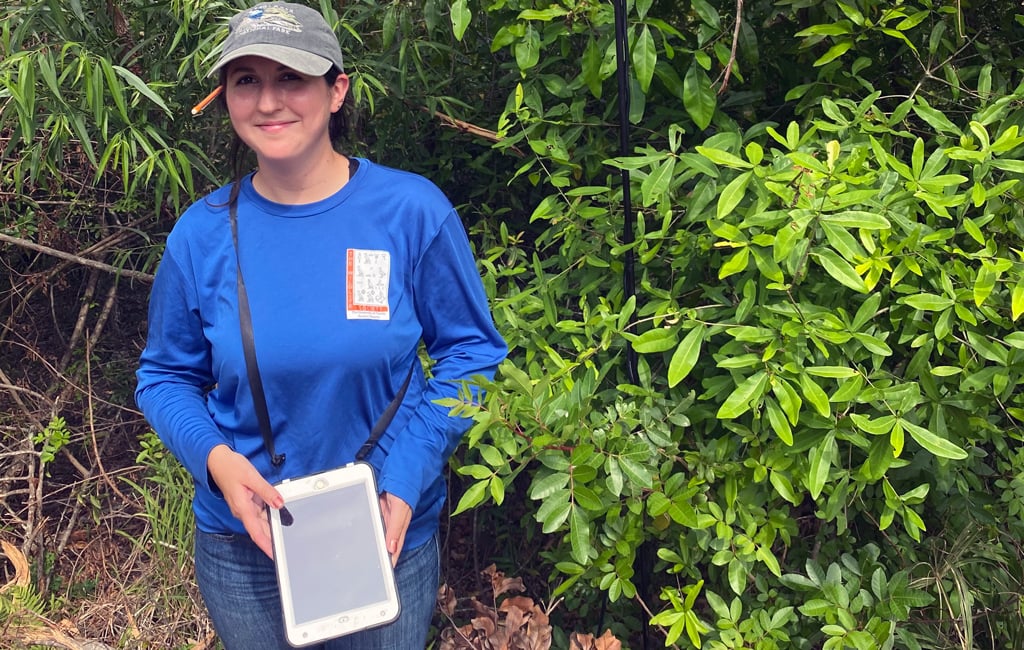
[135,158,507,550]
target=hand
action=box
[378,492,412,567]
[206,444,283,558]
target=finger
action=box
[250,475,284,510]
[381,493,411,566]
[239,501,274,558]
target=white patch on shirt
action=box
[346,249,391,320]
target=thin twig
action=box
[86,329,128,503]
[719,0,744,95]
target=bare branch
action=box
[719,0,744,95]
[0,232,154,283]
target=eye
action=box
[233,74,258,86]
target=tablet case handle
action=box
[229,174,413,468]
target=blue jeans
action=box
[194,529,439,649]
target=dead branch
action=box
[718,0,744,95]
[423,107,526,157]
[0,232,154,283]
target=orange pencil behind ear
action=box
[191,86,223,116]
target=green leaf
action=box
[489,475,505,505]
[537,491,571,533]
[459,464,495,480]
[718,246,750,279]
[974,265,996,307]
[572,484,603,511]
[863,437,894,480]
[901,294,954,311]
[717,171,752,219]
[514,25,540,70]
[632,327,677,353]
[765,397,794,445]
[772,378,803,424]
[813,249,867,293]
[850,413,896,436]
[807,434,836,500]
[618,456,654,488]
[683,62,716,130]
[450,0,471,41]
[517,7,569,20]
[900,419,968,460]
[800,374,831,417]
[756,544,782,577]
[113,65,172,117]
[696,146,752,169]
[641,157,675,206]
[912,98,962,135]
[569,505,591,563]
[717,371,769,419]
[991,159,1024,173]
[668,325,705,387]
[728,558,747,595]
[691,0,721,28]
[770,470,800,504]
[821,211,891,229]
[806,366,858,379]
[814,39,854,66]
[633,26,656,93]
[452,479,489,515]
[530,472,570,500]
[605,457,624,496]
[852,293,881,330]
[796,23,853,36]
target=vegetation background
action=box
[1,0,1023,648]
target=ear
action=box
[330,73,350,113]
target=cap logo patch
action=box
[237,6,303,37]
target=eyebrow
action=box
[228,62,300,75]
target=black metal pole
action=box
[613,3,650,650]
[614,0,639,388]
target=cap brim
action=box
[207,44,333,77]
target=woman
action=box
[135,3,507,648]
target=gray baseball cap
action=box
[208,2,345,78]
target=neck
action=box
[251,149,351,204]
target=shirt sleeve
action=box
[134,237,229,489]
[377,210,507,511]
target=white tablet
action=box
[268,462,401,647]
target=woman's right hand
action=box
[206,444,283,558]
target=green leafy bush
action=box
[452,0,1024,647]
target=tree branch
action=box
[719,0,744,95]
[0,232,154,283]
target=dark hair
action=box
[217,65,351,207]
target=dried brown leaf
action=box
[483,563,526,599]
[471,614,498,638]
[470,598,499,627]
[594,629,622,650]
[503,602,527,634]
[499,595,536,615]
[438,583,458,617]
[1,539,30,591]
[568,630,621,650]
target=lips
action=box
[257,120,295,131]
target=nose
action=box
[256,82,284,113]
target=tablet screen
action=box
[278,483,389,624]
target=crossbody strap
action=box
[229,194,412,468]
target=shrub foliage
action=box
[2,0,1024,648]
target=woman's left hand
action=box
[378,492,412,566]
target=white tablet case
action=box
[269,462,401,647]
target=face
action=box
[224,55,349,166]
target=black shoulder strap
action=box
[229,197,412,468]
